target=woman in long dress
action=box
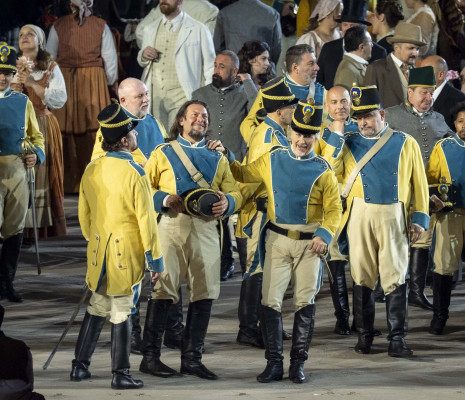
[14,24,68,238]
[46,0,117,193]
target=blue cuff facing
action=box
[153,190,170,213]
[145,250,164,273]
[224,193,236,217]
[411,212,430,231]
[314,227,333,246]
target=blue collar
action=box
[105,151,134,161]
[122,106,147,121]
[264,116,286,137]
[288,147,316,160]
[177,135,206,147]
[284,74,308,89]
[454,133,465,146]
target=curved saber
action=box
[28,167,41,274]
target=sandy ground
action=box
[1,196,464,400]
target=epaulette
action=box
[315,155,333,171]
[269,145,286,154]
[129,160,146,177]
[11,90,28,99]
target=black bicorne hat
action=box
[261,77,298,114]
[350,85,383,116]
[183,188,221,217]
[0,43,17,73]
[97,102,138,144]
[291,101,323,136]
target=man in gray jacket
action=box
[385,66,453,312]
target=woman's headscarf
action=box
[22,24,46,50]
[71,0,94,26]
[310,0,342,22]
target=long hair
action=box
[376,0,404,29]
[237,40,274,86]
[17,48,53,71]
[169,100,210,140]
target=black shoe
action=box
[180,360,218,380]
[257,361,283,383]
[220,263,234,281]
[289,362,307,384]
[354,334,373,354]
[111,369,144,389]
[388,338,413,358]
[70,360,91,381]
[236,329,264,348]
[334,319,351,335]
[408,247,433,310]
[139,355,177,378]
[5,285,22,303]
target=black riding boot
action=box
[0,233,24,302]
[353,285,375,354]
[408,247,433,310]
[328,261,350,335]
[236,236,248,275]
[111,319,144,389]
[130,299,142,355]
[164,289,184,350]
[386,284,412,357]
[289,305,315,384]
[139,299,177,377]
[237,273,265,348]
[429,273,453,335]
[70,312,106,381]
[257,305,284,383]
[180,299,217,380]
[220,217,235,281]
[373,280,385,303]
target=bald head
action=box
[118,78,150,118]
[422,56,448,87]
[325,86,351,121]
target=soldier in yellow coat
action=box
[426,102,465,335]
[230,102,342,384]
[323,86,429,357]
[236,77,298,349]
[71,103,163,390]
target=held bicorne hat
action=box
[97,102,138,144]
[350,85,383,117]
[261,77,298,114]
[182,188,221,217]
[386,22,426,46]
[408,66,436,88]
[335,0,371,26]
[0,43,17,73]
[291,101,323,136]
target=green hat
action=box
[261,77,298,113]
[0,43,17,73]
[350,85,383,116]
[408,66,436,88]
[183,188,221,217]
[291,101,323,136]
[97,102,138,144]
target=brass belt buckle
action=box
[287,230,300,240]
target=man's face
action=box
[357,110,385,137]
[293,52,319,86]
[325,87,351,121]
[341,21,359,36]
[454,110,465,140]
[395,43,420,66]
[180,103,209,142]
[278,104,296,127]
[361,31,373,60]
[0,70,14,91]
[124,129,138,152]
[120,82,150,118]
[408,87,434,113]
[159,0,181,16]
[291,130,317,157]
[212,54,237,88]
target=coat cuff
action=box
[411,212,430,231]
[224,194,236,217]
[314,227,333,246]
[153,190,170,213]
[36,147,45,164]
[145,250,164,273]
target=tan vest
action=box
[152,21,181,91]
[54,14,105,68]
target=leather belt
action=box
[255,197,268,212]
[268,223,314,240]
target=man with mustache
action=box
[385,66,453,311]
[137,0,215,130]
[140,100,242,380]
[323,85,429,357]
[192,50,258,281]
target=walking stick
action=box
[21,137,41,274]
[43,283,90,370]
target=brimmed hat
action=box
[335,0,371,26]
[386,22,426,46]
[350,85,383,116]
[291,101,323,136]
[0,43,17,73]
[408,66,436,88]
[97,102,138,144]
[183,188,221,217]
[261,77,298,113]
